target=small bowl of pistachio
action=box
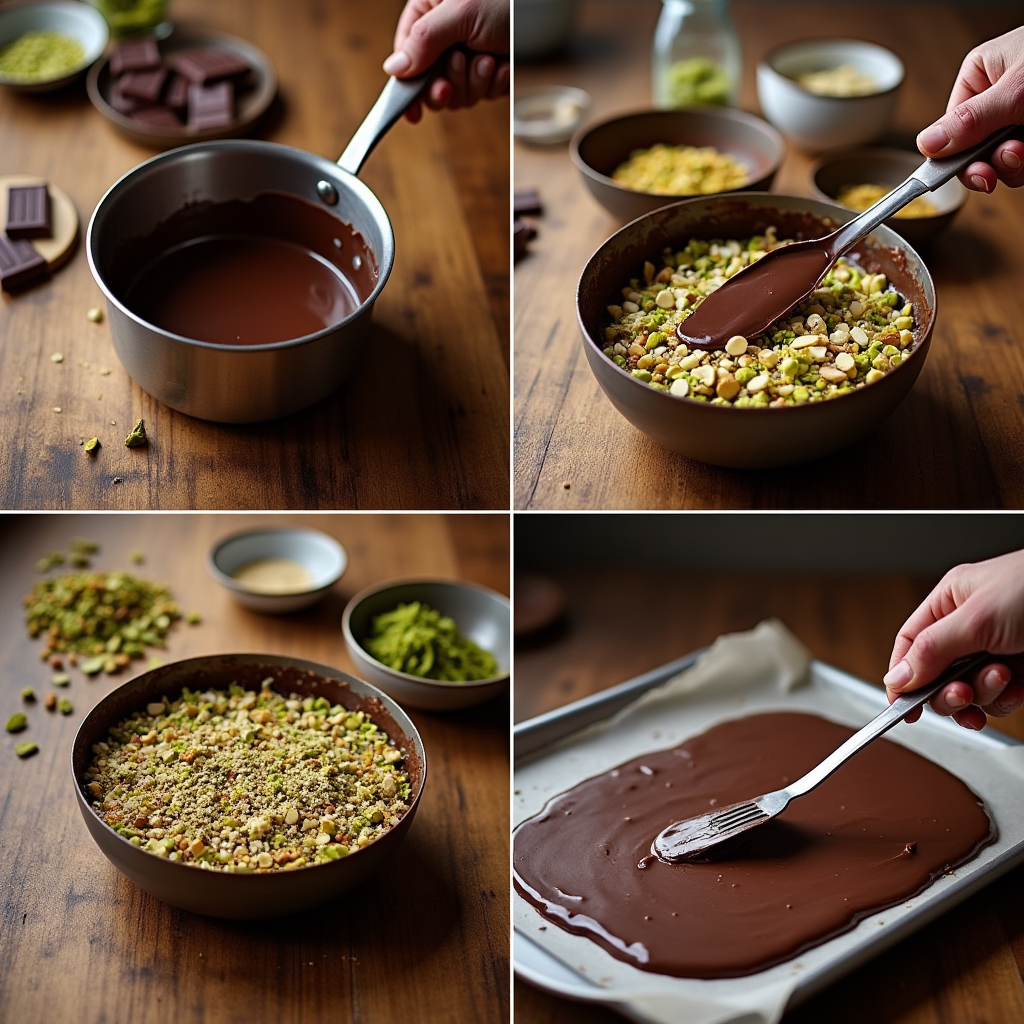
[0,1,108,93]
[342,579,510,711]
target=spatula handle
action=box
[912,124,1024,190]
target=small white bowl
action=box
[0,1,108,93]
[514,86,590,145]
[342,579,510,711]
[207,528,347,614]
[757,38,903,152]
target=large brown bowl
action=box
[577,193,936,468]
[571,107,785,223]
[72,653,427,919]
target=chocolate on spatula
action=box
[6,184,51,240]
[0,236,50,292]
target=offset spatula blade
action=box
[652,792,785,862]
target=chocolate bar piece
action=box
[6,184,51,240]
[120,66,169,103]
[163,71,189,110]
[110,77,147,114]
[188,81,234,130]
[109,38,161,75]
[130,107,182,129]
[0,236,50,292]
[514,189,543,217]
[514,219,536,262]
[171,48,250,84]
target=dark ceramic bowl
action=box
[810,146,967,247]
[571,107,785,223]
[343,578,510,711]
[72,653,426,919]
[577,192,936,468]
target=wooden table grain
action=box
[0,0,509,510]
[0,512,509,1024]
[513,566,1024,1024]
[514,1,1024,510]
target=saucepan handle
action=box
[337,51,456,176]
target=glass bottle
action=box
[652,0,741,109]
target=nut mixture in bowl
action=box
[83,678,411,872]
[601,228,917,408]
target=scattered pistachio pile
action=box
[601,229,917,407]
[84,681,412,872]
[25,569,182,674]
[612,143,747,196]
[364,601,498,682]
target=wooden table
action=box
[514,1,1024,509]
[0,513,509,1024]
[513,567,1024,1023]
[0,0,509,510]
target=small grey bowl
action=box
[207,527,347,614]
[0,1,107,93]
[71,653,427,919]
[342,579,510,711]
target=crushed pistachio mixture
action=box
[84,680,410,872]
[602,228,917,407]
[612,143,747,196]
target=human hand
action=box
[916,25,1024,193]
[382,0,510,122]
[884,548,1024,730]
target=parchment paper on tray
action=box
[513,620,1024,1024]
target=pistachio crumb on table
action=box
[84,680,411,873]
[602,228,917,407]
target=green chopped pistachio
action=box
[186,611,201,625]
[21,687,36,702]
[83,682,411,873]
[124,419,147,448]
[130,550,145,565]
[6,713,28,733]
[363,601,499,682]
[58,698,73,715]
[83,437,100,455]
[14,741,39,759]
[71,538,100,555]
[51,673,70,687]
[81,656,106,675]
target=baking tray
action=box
[513,651,1024,1023]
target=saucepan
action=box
[577,193,936,468]
[87,67,434,423]
[72,653,427,918]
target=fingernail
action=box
[883,661,913,691]
[982,668,1004,692]
[1001,149,1022,170]
[383,51,411,75]
[970,174,990,192]
[917,124,949,154]
[450,50,465,73]
[946,692,967,709]
[475,55,494,78]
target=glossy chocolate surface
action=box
[514,712,994,978]
[113,191,377,346]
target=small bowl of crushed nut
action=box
[343,578,510,711]
[72,652,426,918]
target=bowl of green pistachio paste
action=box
[0,2,108,93]
[343,579,510,711]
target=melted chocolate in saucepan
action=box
[514,712,994,979]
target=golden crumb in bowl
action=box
[796,64,878,97]
[836,183,938,219]
[612,144,748,196]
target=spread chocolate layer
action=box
[513,712,994,979]
[112,192,377,346]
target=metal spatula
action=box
[651,652,992,863]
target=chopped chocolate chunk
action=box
[120,66,169,103]
[109,38,161,75]
[163,72,189,110]
[514,189,543,217]
[188,81,234,130]
[0,236,50,292]
[109,78,146,114]
[514,219,536,262]
[130,107,183,129]
[6,184,51,240]
[172,49,250,84]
